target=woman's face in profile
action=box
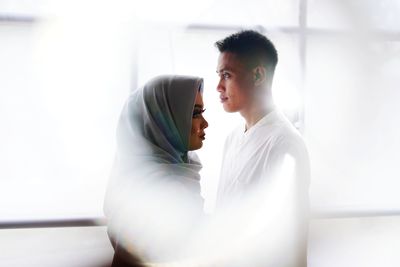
[189,92,208,151]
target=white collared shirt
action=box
[216,109,310,210]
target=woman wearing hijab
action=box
[104,75,208,267]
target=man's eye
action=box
[223,73,230,79]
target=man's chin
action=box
[222,104,237,113]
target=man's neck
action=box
[241,100,275,131]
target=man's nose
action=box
[216,80,224,92]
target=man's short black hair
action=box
[215,30,278,73]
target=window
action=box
[1,0,400,228]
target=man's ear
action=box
[253,66,267,86]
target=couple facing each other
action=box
[104,30,310,267]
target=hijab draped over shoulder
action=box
[104,75,205,264]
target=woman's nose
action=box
[202,117,209,129]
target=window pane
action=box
[0,17,134,220]
[191,0,300,28]
[308,0,400,31]
[0,226,112,266]
[0,0,44,17]
[309,216,400,267]
[305,36,400,212]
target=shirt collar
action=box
[243,108,278,136]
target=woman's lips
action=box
[199,133,206,140]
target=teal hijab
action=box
[117,75,204,164]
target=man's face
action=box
[216,52,254,113]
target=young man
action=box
[215,30,310,266]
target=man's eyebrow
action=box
[216,68,232,74]
[194,104,203,108]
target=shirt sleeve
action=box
[255,134,310,266]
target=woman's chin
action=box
[189,141,203,151]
